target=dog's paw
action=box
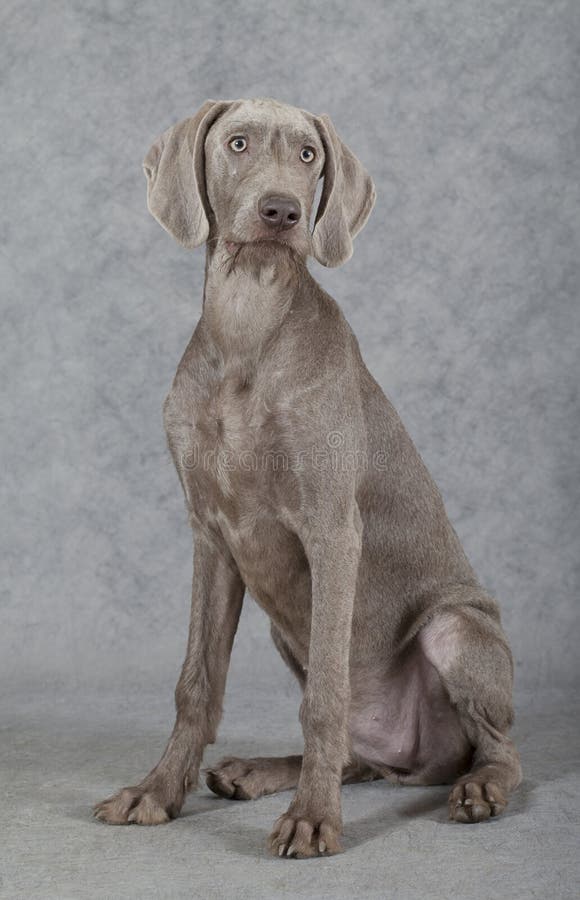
[205,755,299,801]
[448,778,507,823]
[269,812,343,859]
[93,784,178,826]
[205,757,264,800]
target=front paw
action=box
[93,781,182,826]
[269,810,343,859]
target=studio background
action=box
[1,2,579,898]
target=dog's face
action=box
[204,99,324,259]
[144,98,375,268]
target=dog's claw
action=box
[269,812,342,858]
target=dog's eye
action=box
[300,146,316,163]
[229,137,247,153]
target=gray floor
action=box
[2,684,579,900]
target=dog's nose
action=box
[259,195,302,230]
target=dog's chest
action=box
[177,362,265,495]
[169,357,293,540]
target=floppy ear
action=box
[311,114,376,268]
[143,100,231,249]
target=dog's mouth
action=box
[224,237,293,255]
[221,239,305,276]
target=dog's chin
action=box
[224,236,307,264]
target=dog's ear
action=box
[311,114,376,268]
[143,100,231,249]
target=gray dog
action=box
[94,98,521,858]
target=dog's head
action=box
[143,98,375,267]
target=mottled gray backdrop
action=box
[2,0,579,703]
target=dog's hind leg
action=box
[419,599,522,823]
[205,625,379,801]
[206,755,379,800]
[206,755,302,799]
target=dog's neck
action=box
[202,239,304,358]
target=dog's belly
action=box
[349,640,471,780]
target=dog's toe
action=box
[205,761,244,799]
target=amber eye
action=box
[300,146,316,163]
[229,137,247,152]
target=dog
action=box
[94,98,521,858]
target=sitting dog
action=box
[94,98,521,858]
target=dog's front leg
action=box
[269,513,361,858]
[94,534,244,825]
